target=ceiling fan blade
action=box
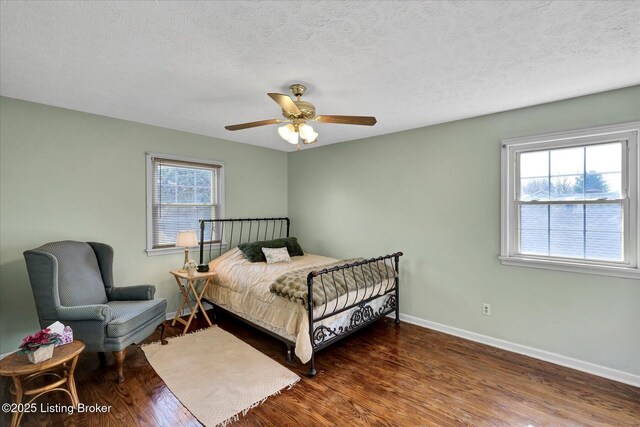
[314,115,377,126]
[268,93,301,115]
[225,119,282,131]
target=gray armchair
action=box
[24,241,168,383]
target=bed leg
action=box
[286,345,293,363]
[394,254,401,325]
[307,355,317,377]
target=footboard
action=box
[306,252,403,376]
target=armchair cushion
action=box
[107,285,155,301]
[106,299,167,338]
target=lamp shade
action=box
[176,231,198,247]
[278,124,299,145]
[278,124,295,139]
[299,123,318,143]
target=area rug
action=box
[142,326,300,426]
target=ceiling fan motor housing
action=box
[284,100,315,120]
[281,83,315,120]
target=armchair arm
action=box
[107,285,155,301]
[57,304,112,323]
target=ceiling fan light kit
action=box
[278,122,319,145]
[225,84,377,149]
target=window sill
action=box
[499,256,639,279]
[146,247,196,257]
[146,243,228,257]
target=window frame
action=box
[500,122,639,279]
[145,152,225,256]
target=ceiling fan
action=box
[225,84,377,148]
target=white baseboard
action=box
[397,313,640,388]
[166,301,213,321]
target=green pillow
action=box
[238,237,304,263]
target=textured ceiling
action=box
[1,1,639,152]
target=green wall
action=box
[2,88,639,378]
[0,97,287,354]
[287,86,640,376]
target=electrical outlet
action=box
[482,303,491,316]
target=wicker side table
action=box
[0,340,85,427]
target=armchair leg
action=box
[159,320,168,345]
[98,352,107,367]
[113,350,126,383]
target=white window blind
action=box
[147,154,223,251]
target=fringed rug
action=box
[142,326,300,426]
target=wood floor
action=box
[1,310,639,426]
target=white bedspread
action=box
[205,248,393,363]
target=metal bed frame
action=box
[198,217,403,376]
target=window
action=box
[146,153,224,254]
[500,122,639,279]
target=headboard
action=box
[198,217,290,267]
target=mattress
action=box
[204,248,393,363]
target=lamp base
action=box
[197,264,209,273]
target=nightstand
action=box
[169,270,215,334]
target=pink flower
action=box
[17,328,62,354]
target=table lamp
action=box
[176,231,198,272]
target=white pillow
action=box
[261,247,291,264]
